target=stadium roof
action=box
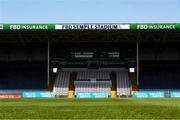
[0,24,180,30]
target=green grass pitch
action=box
[0,98,179,119]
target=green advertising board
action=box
[0,24,180,30]
[3,24,55,30]
[130,24,180,30]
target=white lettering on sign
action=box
[0,24,3,30]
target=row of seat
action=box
[53,70,131,97]
[53,71,70,96]
[116,71,131,96]
[77,71,110,80]
[75,82,111,95]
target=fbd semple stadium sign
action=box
[61,24,129,30]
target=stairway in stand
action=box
[47,73,56,91]
[130,72,139,94]
[68,72,76,98]
[110,72,117,98]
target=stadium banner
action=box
[22,92,54,98]
[76,92,109,98]
[57,24,130,30]
[1,24,180,30]
[170,91,180,98]
[0,94,21,98]
[130,24,180,30]
[133,92,165,98]
[3,24,55,30]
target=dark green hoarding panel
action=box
[3,24,55,30]
[130,24,180,30]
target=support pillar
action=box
[47,39,50,88]
[136,38,139,86]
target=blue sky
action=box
[0,0,180,23]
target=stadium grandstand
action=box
[0,23,180,98]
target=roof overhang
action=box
[0,24,180,44]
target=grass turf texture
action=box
[0,98,179,119]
